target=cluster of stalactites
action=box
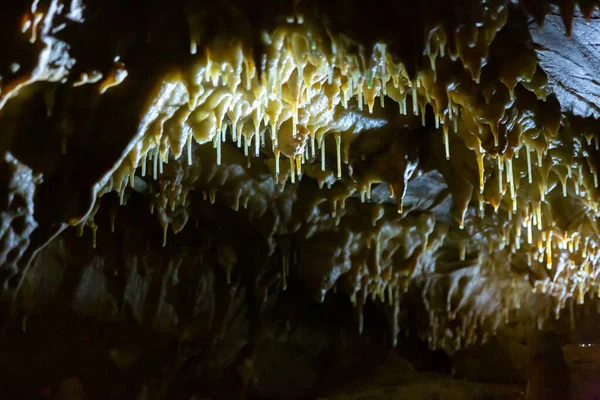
[81,11,600,346]
[104,8,515,215]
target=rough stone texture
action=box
[530,15,600,118]
[0,152,39,290]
